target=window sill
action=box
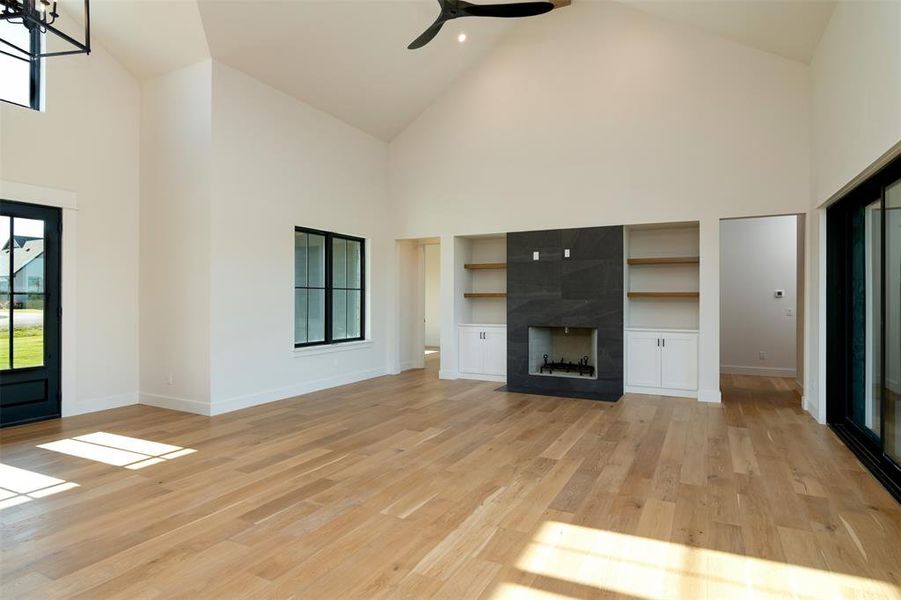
[292,339,372,357]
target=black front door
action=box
[0,200,62,427]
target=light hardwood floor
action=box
[1,364,899,599]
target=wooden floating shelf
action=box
[627,256,699,265]
[464,292,507,299]
[464,262,507,270]
[627,291,700,299]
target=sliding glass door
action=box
[827,155,901,501]
[887,179,900,465]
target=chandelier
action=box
[0,0,90,61]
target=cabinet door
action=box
[458,328,484,374]
[482,329,507,376]
[627,331,661,387]
[660,333,698,390]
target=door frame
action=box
[1,199,62,424]
[0,180,78,416]
[826,154,901,502]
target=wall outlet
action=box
[774,289,785,298]
[758,351,767,361]
[785,308,793,316]
[533,251,539,261]
[564,249,571,258]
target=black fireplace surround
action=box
[506,226,624,401]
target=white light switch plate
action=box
[564,249,570,258]
[533,251,539,261]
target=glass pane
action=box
[886,180,900,462]
[333,238,347,288]
[849,198,882,438]
[332,290,347,340]
[308,289,325,343]
[346,290,361,339]
[0,292,9,371]
[12,218,45,293]
[0,21,32,108]
[294,289,307,345]
[12,294,43,368]
[347,240,361,289]
[308,234,326,288]
[295,232,308,287]
[1,215,9,295]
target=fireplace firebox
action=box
[528,326,597,379]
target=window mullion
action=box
[326,233,333,344]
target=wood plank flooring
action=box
[1,362,899,599]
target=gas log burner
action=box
[539,354,595,377]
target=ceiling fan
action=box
[408,0,571,49]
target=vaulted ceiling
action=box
[84,0,837,141]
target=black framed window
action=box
[294,227,365,347]
[0,21,42,111]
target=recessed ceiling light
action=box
[457,32,467,43]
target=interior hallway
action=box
[1,362,899,598]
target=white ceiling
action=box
[198,0,519,141]
[83,0,838,141]
[624,0,836,64]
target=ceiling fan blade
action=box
[408,17,447,49]
[461,1,554,19]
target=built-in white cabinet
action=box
[625,329,697,397]
[458,325,506,381]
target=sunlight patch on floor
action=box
[0,463,79,510]
[491,521,901,600]
[37,432,196,470]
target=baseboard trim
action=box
[698,388,722,403]
[721,365,797,378]
[625,385,697,399]
[458,372,506,383]
[62,392,139,417]
[140,393,211,416]
[439,369,459,380]
[210,367,389,416]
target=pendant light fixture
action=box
[0,0,90,61]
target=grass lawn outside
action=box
[0,326,44,369]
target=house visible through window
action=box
[0,20,42,111]
[295,227,364,347]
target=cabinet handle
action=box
[657,338,660,347]
[662,338,665,347]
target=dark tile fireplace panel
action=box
[507,226,624,401]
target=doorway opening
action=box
[0,199,62,427]
[423,241,441,367]
[719,214,805,402]
[396,237,442,376]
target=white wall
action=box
[1,44,141,416]
[207,62,391,413]
[424,243,440,347]
[810,0,901,206]
[139,61,213,413]
[390,1,811,402]
[805,0,901,422]
[720,216,798,377]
